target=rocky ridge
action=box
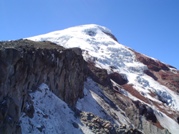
[0,40,86,133]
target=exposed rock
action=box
[156,70,179,93]
[134,101,157,123]
[0,39,87,133]
[22,95,34,118]
[87,63,112,88]
[131,49,170,72]
[80,112,143,134]
[144,70,158,80]
[102,31,118,42]
[109,72,128,85]
[72,122,79,128]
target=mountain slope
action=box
[1,24,178,134]
[27,24,179,134]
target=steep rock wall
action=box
[0,40,87,133]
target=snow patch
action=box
[20,83,92,134]
[155,111,179,134]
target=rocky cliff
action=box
[0,40,86,133]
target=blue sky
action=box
[1,0,179,69]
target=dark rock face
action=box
[0,40,87,133]
[109,72,128,85]
[144,70,158,81]
[102,31,118,42]
[134,101,157,123]
[87,63,112,88]
[157,71,179,93]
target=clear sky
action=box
[1,0,179,69]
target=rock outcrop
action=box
[0,40,87,133]
[87,62,112,87]
[80,112,143,134]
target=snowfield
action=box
[20,83,93,134]
[27,24,179,134]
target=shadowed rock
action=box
[109,72,128,85]
[0,39,87,133]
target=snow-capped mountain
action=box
[27,24,179,133]
[0,24,178,134]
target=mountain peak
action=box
[27,24,118,47]
[3,24,176,134]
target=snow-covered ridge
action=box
[27,24,179,134]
